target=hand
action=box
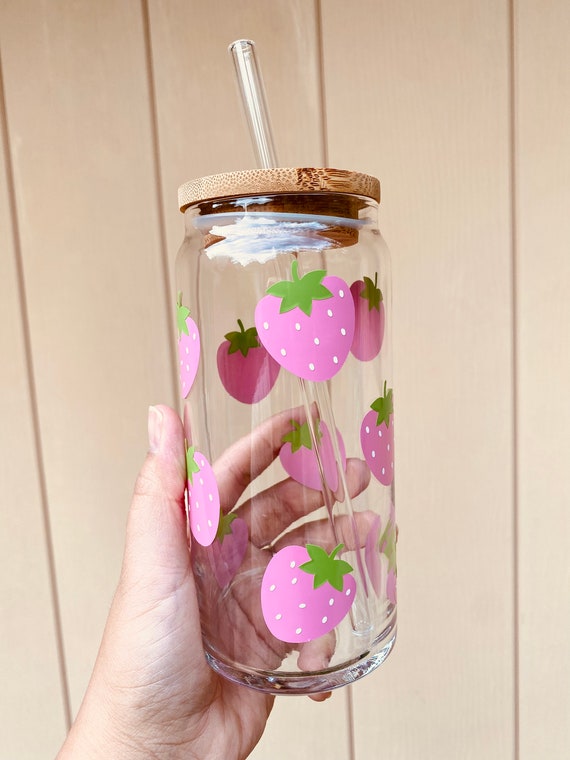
[57,404,370,760]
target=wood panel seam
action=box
[0,49,72,731]
[508,1,520,758]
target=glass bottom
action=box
[205,617,397,696]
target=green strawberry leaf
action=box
[300,543,354,592]
[185,444,200,485]
[360,272,383,312]
[379,521,397,573]
[370,381,394,427]
[281,419,322,453]
[224,319,260,357]
[266,260,333,316]
[177,291,191,336]
[215,510,237,544]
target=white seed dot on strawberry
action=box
[333,356,339,364]
[371,451,376,458]
[185,347,189,354]
[197,524,201,531]
[341,328,346,336]
[195,501,200,508]
[289,561,296,568]
[263,321,269,330]
[295,627,302,635]
[291,577,298,585]
[309,363,315,371]
[281,348,287,356]
[379,430,383,437]
[329,598,334,606]
[327,309,333,317]
[381,467,385,474]
[299,603,306,609]
[295,322,301,331]
[339,289,345,297]
[365,426,370,434]
[276,613,282,620]
[208,493,213,501]
[346,588,352,596]
[314,337,320,345]
[192,333,197,341]
[322,616,328,624]
[199,478,204,485]
[186,364,190,371]
[269,584,276,592]
[207,520,212,527]
[387,444,391,450]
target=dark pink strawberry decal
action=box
[254,260,355,381]
[186,445,220,546]
[177,292,200,398]
[208,511,248,588]
[261,543,356,644]
[279,419,346,492]
[350,272,385,361]
[361,382,394,485]
[216,318,280,404]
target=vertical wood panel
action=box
[148,2,350,757]
[322,2,515,757]
[516,1,570,756]
[0,0,175,719]
[0,62,67,758]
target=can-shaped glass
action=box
[175,167,396,695]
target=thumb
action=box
[121,405,190,588]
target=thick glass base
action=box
[205,618,397,696]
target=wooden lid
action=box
[178,167,380,212]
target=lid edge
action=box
[178,167,380,211]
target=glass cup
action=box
[175,167,396,694]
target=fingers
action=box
[213,405,310,510]
[121,405,190,588]
[297,632,336,672]
[273,509,378,554]
[237,457,371,548]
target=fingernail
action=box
[148,406,164,453]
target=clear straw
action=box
[228,40,279,169]
[228,38,372,635]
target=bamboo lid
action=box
[178,167,380,212]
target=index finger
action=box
[213,404,311,511]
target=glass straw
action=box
[228,40,279,169]
[228,38,372,635]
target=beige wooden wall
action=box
[1,1,568,758]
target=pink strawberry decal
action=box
[386,569,397,604]
[208,511,248,588]
[365,510,397,598]
[216,318,280,404]
[279,419,346,492]
[364,515,383,596]
[177,292,200,398]
[254,260,355,381]
[261,543,356,644]
[186,445,220,546]
[361,382,394,486]
[350,272,385,361]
